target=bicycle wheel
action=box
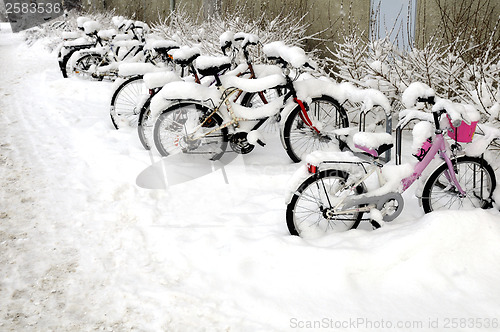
[70,52,104,80]
[137,97,154,150]
[110,75,147,129]
[422,156,496,213]
[282,95,349,163]
[286,169,366,238]
[60,49,78,78]
[153,103,228,160]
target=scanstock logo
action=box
[3,0,75,32]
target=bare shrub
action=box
[327,0,500,119]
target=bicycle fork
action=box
[440,151,467,197]
[294,98,320,134]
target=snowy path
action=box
[1,28,500,332]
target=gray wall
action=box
[81,0,371,51]
[81,0,499,52]
[415,0,500,48]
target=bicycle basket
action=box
[446,115,478,143]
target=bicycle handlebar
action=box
[303,62,315,70]
[414,96,463,129]
[263,42,311,70]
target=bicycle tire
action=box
[153,102,228,160]
[286,169,366,237]
[422,155,496,213]
[137,96,154,150]
[282,95,349,163]
[60,49,77,78]
[110,75,147,129]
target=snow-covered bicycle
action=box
[150,42,350,162]
[286,83,497,237]
[66,20,151,81]
[109,39,180,129]
[137,33,284,150]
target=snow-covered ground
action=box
[1,25,500,331]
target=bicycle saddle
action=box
[195,56,232,77]
[83,21,100,35]
[97,29,117,41]
[353,132,393,158]
[145,40,180,56]
[171,47,201,66]
[234,32,258,49]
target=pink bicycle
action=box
[286,92,497,238]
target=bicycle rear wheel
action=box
[286,169,366,238]
[282,95,349,163]
[110,75,147,129]
[422,156,496,212]
[153,103,228,160]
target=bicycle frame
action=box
[186,74,314,143]
[108,43,144,63]
[316,130,466,216]
[400,131,465,194]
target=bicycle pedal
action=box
[247,130,266,147]
[256,139,266,147]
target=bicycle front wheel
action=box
[60,49,74,78]
[422,156,496,213]
[137,97,154,150]
[282,95,349,163]
[153,103,228,160]
[286,169,366,238]
[110,76,147,129]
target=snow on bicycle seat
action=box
[83,21,100,35]
[170,46,201,66]
[234,32,258,48]
[114,39,143,48]
[144,39,179,53]
[353,132,393,158]
[77,16,91,30]
[62,31,80,40]
[63,38,94,48]
[195,56,232,77]
[112,16,125,28]
[134,21,150,33]
[144,71,181,89]
[97,29,117,41]
[114,33,133,41]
